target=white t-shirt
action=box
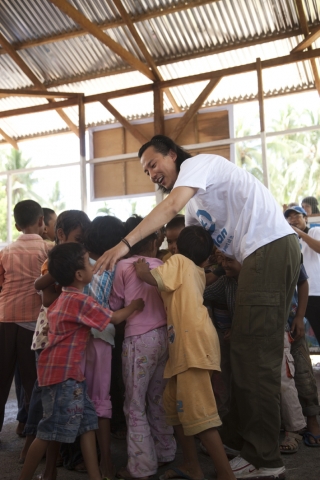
[173,154,294,263]
[300,227,320,296]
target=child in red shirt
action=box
[19,243,144,480]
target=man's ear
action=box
[15,223,22,232]
[168,149,178,163]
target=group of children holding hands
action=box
[0,199,319,480]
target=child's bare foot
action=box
[116,467,150,480]
[160,466,205,480]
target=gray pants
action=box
[291,335,320,418]
[230,234,301,469]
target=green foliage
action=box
[236,106,320,204]
[96,202,114,215]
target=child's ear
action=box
[38,216,44,227]
[56,228,66,243]
[15,223,22,232]
[75,269,83,281]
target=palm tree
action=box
[47,181,66,213]
[96,202,114,215]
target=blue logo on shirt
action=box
[196,210,215,234]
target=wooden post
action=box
[78,94,87,212]
[154,85,164,135]
[6,174,12,243]
[256,58,269,189]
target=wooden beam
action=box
[79,94,87,212]
[256,57,268,188]
[171,77,221,141]
[0,0,220,54]
[112,0,180,113]
[295,0,320,95]
[48,0,155,81]
[154,86,164,135]
[2,47,320,121]
[0,128,19,150]
[0,89,79,98]
[99,99,149,145]
[0,31,79,135]
[291,25,320,52]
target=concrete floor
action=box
[1,363,320,480]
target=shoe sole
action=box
[235,473,286,479]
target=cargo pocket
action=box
[235,290,281,336]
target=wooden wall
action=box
[92,110,230,199]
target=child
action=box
[19,210,91,471]
[82,215,126,479]
[162,214,185,262]
[109,216,176,480]
[0,200,50,436]
[19,242,144,480]
[42,208,57,242]
[134,226,235,480]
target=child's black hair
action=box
[48,243,87,286]
[43,208,56,226]
[166,214,185,231]
[84,215,125,256]
[55,210,91,243]
[14,200,43,229]
[125,215,158,255]
[177,226,213,266]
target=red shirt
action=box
[38,287,112,387]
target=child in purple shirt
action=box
[109,216,176,480]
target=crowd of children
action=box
[0,198,319,480]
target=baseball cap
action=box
[284,206,307,218]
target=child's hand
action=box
[134,258,150,276]
[223,328,231,341]
[130,298,145,312]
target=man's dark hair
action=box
[138,135,192,193]
[43,208,56,226]
[84,215,125,256]
[14,200,43,229]
[48,243,86,286]
[125,215,158,255]
[55,210,91,243]
[166,214,185,231]
[177,226,213,266]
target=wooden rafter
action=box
[291,25,320,52]
[0,31,79,136]
[2,47,320,121]
[0,89,79,98]
[154,87,164,135]
[99,99,149,145]
[48,0,155,81]
[171,78,221,141]
[3,28,309,91]
[295,0,320,94]
[0,128,19,150]
[0,0,220,55]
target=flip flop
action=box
[303,431,320,447]
[159,467,206,480]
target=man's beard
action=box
[157,184,172,194]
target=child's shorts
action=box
[37,379,98,443]
[163,368,222,436]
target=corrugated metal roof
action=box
[0,0,319,142]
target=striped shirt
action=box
[37,286,112,387]
[204,276,238,328]
[0,234,50,323]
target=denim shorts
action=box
[37,379,98,443]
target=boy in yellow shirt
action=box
[134,226,235,480]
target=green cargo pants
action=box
[229,234,301,468]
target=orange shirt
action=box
[0,234,51,323]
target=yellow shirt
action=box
[151,254,221,378]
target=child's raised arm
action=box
[111,298,145,325]
[35,272,55,291]
[134,258,158,286]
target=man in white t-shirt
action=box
[284,205,320,345]
[95,135,301,480]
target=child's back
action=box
[110,255,166,337]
